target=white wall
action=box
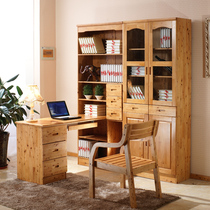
[0,0,34,155]
[56,0,210,177]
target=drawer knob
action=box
[55,165,59,168]
[158,109,165,112]
[53,149,59,152]
[132,107,138,109]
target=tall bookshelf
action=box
[77,22,123,166]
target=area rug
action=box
[0,173,179,210]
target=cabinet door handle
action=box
[111,100,116,103]
[52,133,59,136]
[149,67,151,75]
[111,89,117,91]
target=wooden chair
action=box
[89,120,162,208]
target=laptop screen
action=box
[47,101,69,118]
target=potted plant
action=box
[83,84,93,99]
[95,84,104,100]
[0,74,27,168]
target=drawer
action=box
[106,108,122,120]
[106,84,122,96]
[107,96,122,108]
[43,157,67,177]
[149,105,176,117]
[42,125,67,144]
[43,141,67,161]
[123,103,148,114]
[43,173,66,184]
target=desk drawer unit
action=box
[42,126,67,184]
[106,84,122,120]
[17,123,67,185]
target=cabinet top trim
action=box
[77,17,191,31]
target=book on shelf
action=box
[78,139,97,158]
[160,28,171,48]
[158,89,172,101]
[127,79,145,99]
[84,104,106,116]
[131,66,145,76]
[100,64,123,83]
[106,39,122,54]
[79,37,105,54]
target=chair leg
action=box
[153,167,162,198]
[127,173,137,208]
[89,164,95,198]
[120,174,126,188]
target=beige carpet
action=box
[0,173,179,210]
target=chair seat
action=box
[95,154,156,175]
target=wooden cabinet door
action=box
[123,112,148,158]
[148,20,176,106]
[149,115,176,176]
[123,22,149,105]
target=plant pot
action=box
[85,95,92,99]
[0,132,9,169]
[95,95,103,100]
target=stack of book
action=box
[128,85,145,99]
[84,104,106,116]
[159,89,172,101]
[131,66,145,76]
[100,64,123,82]
[160,28,171,48]
[78,139,97,158]
[78,37,105,54]
[106,40,121,54]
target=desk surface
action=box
[16,114,106,128]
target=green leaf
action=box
[0,89,5,98]
[6,74,19,83]
[16,86,23,96]
[7,85,14,91]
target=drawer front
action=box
[107,108,122,120]
[106,84,122,96]
[43,141,67,161]
[123,103,148,114]
[43,157,67,177]
[43,173,66,184]
[42,125,67,144]
[107,96,122,108]
[149,105,176,117]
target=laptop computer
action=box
[47,101,81,120]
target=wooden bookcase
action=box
[77,22,123,166]
[77,18,191,183]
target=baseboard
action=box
[67,152,78,157]
[190,173,210,181]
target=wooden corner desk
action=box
[16,115,105,184]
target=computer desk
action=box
[16,115,106,184]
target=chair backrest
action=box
[128,120,159,141]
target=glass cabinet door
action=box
[149,21,175,105]
[124,23,149,104]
